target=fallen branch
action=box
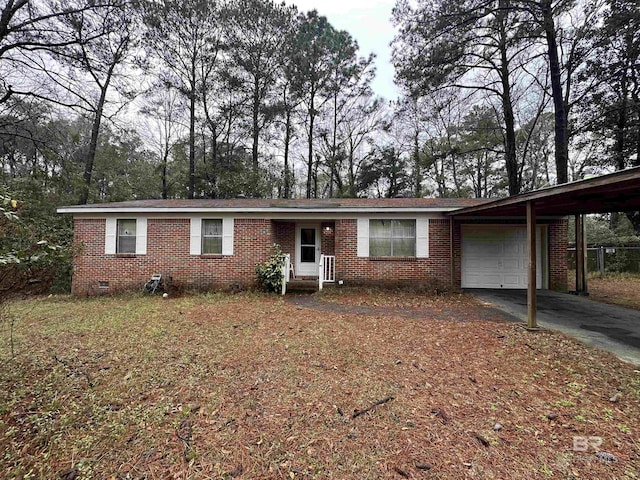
[352,396,395,419]
[53,354,94,388]
[474,433,490,447]
[431,407,450,424]
[393,466,409,478]
[177,417,193,463]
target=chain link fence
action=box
[568,246,640,274]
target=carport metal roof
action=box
[447,166,640,218]
[446,166,640,330]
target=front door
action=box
[296,224,320,277]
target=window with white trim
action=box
[117,219,136,254]
[202,219,223,254]
[369,219,416,257]
[190,217,234,256]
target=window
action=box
[369,219,416,257]
[190,217,233,256]
[117,219,136,254]
[202,219,223,254]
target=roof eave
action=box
[57,206,465,215]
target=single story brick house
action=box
[57,198,568,295]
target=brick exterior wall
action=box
[321,222,336,256]
[273,221,296,263]
[548,218,568,291]
[72,218,273,295]
[71,216,568,295]
[334,218,454,288]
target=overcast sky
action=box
[287,0,400,101]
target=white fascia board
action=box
[57,206,463,215]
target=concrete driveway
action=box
[469,289,640,365]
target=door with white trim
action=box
[296,224,320,277]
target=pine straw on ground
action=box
[0,292,638,479]
[585,273,640,310]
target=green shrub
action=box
[255,244,286,293]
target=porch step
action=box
[286,279,318,292]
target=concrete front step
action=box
[286,279,318,292]
[285,279,336,293]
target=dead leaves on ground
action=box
[0,292,638,479]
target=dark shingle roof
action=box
[59,197,491,212]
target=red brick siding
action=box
[321,222,335,256]
[548,218,568,291]
[72,218,273,295]
[71,216,568,294]
[273,221,296,263]
[333,218,453,288]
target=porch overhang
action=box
[448,166,640,329]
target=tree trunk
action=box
[79,84,109,204]
[188,85,196,199]
[413,129,422,197]
[614,84,628,171]
[161,142,169,199]
[252,76,260,170]
[210,123,218,198]
[187,44,198,200]
[498,0,519,195]
[451,152,461,195]
[329,90,338,197]
[306,93,315,198]
[541,0,569,185]
[283,107,292,198]
[347,139,356,197]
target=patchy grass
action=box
[576,272,640,310]
[0,292,638,479]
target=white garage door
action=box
[461,226,543,289]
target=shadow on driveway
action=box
[469,289,640,365]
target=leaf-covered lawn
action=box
[0,292,638,479]
[584,273,640,310]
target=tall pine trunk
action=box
[541,0,569,185]
[306,92,315,198]
[283,107,292,198]
[498,0,519,195]
[79,80,110,205]
[413,129,422,197]
[252,76,260,170]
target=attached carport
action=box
[449,166,640,329]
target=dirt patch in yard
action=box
[1,292,638,479]
[583,273,640,310]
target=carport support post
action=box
[527,201,537,329]
[450,217,455,288]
